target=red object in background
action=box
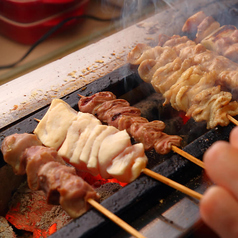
[0,0,89,44]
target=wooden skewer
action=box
[172,113,238,169]
[78,93,85,98]
[142,168,203,200]
[34,118,40,122]
[227,114,238,126]
[172,145,205,169]
[87,198,145,238]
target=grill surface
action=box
[0,63,235,237]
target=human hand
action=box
[200,126,238,238]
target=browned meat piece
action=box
[182,12,220,42]
[58,169,100,219]
[2,133,100,219]
[201,25,236,53]
[23,146,65,190]
[127,43,165,65]
[158,34,172,47]
[162,35,190,48]
[78,91,116,113]
[185,12,238,63]
[182,11,207,35]
[178,42,207,61]
[127,36,238,129]
[129,121,166,150]
[138,46,178,83]
[224,42,238,62]
[117,115,149,131]
[105,106,141,128]
[1,133,42,175]
[195,16,220,43]
[78,92,182,154]
[38,161,76,204]
[154,133,182,154]
[93,99,130,122]
[164,35,238,90]
[38,161,100,218]
[82,95,141,128]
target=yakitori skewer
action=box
[34,116,202,200]
[1,134,145,238]
[33,96,203,202]
[77,92,205,169]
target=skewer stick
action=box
[34,118,40,122]
[78,93,85,98]
[227,114,238,126]
[171,145,205,169]
[142,168,203,200]
[87,198,145,238]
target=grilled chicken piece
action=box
[34,99,148,183]
[78,92,182,154]
[127,36,238,128]
[78,91,116,113]
[195,16,220,43]
[138,46,178,83]
[182,11,220,43]
[201,25,237,52]
[182,11,207,35]
[127,44,166,65]
[1,133,42,175]
[23,146,65,190]
[1,134,100,219]
[151,57,194,95]
[38,161,100,218]
[58,113,101,165]
[184,12,238,63]
[107,143,148,183]
[34,98,78,149]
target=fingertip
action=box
[200,186,218,219]
[230,126,238,149]
[203,141,229,166]
[200,186,238,238]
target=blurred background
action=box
[0,0,172,85]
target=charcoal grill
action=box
[0,62,235,237]
[1,0,238,237]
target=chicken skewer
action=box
[34,98,148,183]
[1,133,145,238]
[182,11,238,63]
[33,98,203,200]
[77,92,205,169]
[1,133,100,219]
[127,37,238,130]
